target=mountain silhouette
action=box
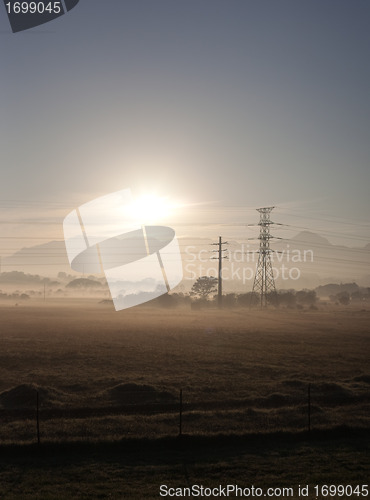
[1,232,369,288]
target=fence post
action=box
[36,390,40,446]
[179,389,183,437]
[307,383,311,435]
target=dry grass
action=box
[0,301,369,442]
[0,301,369,498]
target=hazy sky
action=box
[0,0,369,249]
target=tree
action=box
[296,290,317,306]
[190,276,218,300]
[337,291,350,305]
[276,290,296,308]
[66,278,102,288]
[238,292,259,307]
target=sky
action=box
[0,0,369,254]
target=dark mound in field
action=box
[103,383,176,405]
[60,383,87,392]
[256,393,292,408]
[353,374,370,384]
[282,379,307,389]
[313,382,351,396]
[0,384,69,409]
[311,382,354,404]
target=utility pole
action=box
[211,236,228,308]
[252,207,276,307]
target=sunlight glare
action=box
[124,194,173,225]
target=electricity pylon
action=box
[252,207,276,307]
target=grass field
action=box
[0,301,369,498]
[0,430,369,500]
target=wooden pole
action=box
[211,237,228,308]
[218,236,222,309]
[36,390,40,445]
[308,383,311,434]
[179,389,183,437]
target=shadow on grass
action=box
[0,425,368,468]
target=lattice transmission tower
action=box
[252,207,276,307]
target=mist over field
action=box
[0,300,368,498]
[1,301,369,439]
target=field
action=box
[0,301,369,498]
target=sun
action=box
[127,194,173,225]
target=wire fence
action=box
[0,384,369,445]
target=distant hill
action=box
[1,231,370,290]
[2,240,70,275]
[289,230,332,247]
[0,271,59,285]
